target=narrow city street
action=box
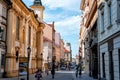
[43,70,74,80]
[0,70,95,80]
[42,70,95,80]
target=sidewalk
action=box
[0,74,35,80]
[0,72,47,80]
[72,71,98,80]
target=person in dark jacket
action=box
[78,61,82,77]
[51,61,55,79]
[35,69,42,80]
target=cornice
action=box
[80,0,85,10]
[98,2,105,10]
[85,0,97,28]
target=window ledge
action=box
[107,24,112,30]
[101,30,105,34]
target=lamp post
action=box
[40,53,43,70]
[27,47,31,80]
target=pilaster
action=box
[36,23,45,69]
[5,8,18,77]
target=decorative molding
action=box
[98,2,105,10]
[107,24,112,30]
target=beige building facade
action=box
[5,0,45,77]
[43,22,53,70]
[0,0,12,77]
[60,39,64,61]
[55,33,61,64]
[80,0,98,78]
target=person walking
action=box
[45,68,49,75]
[51,60,55,79]
[78,61,82,77]
[75,65,79,78]
[35,69,42,80]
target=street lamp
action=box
[27,46,31,80]
[41,53,43,70]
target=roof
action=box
[64,47,70,53]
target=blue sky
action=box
[22,0,81,58]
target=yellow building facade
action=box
[5,0,45,77]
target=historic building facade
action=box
[60,39,64,62]
[55,32,61,64]
[43,23,53,70]
[0,0,11,77]
[5,0,45,77]
[98,0,120,80]
[64,42,72,62]
[80,0,98,78]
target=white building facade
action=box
[98,0,120,80]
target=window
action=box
[118,49,120,80]
[107,1,112,29]
[101,10,104,33]
[117,1,120,21]
[23,30,25,44]
[28,27,31,45]
[1,54,5,66]
[109,51,114,80]
[16,16,20,40]
[16,51,19,61]
[2,7,6,18]
[102,53,106,78]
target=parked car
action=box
[19,69,27,76]
[70,65,75,69]
[60,65,66,70]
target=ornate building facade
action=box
[80,0,98,79]
[5,0,45,77]
[98,0,120,80]
[43,22,53,70]
[0,0,11,77]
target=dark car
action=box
[60,65,66,70]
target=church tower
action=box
[31,0,45,20]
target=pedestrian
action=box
[68,62,71,71]
[78,62,82,77]
[35,69,42,80]
[75,64,79,78]
[51,61,55,79]
[45,68,49,75]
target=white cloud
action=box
[28,0,80,11]
[43,0,80,11]
[55,15,81,36]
